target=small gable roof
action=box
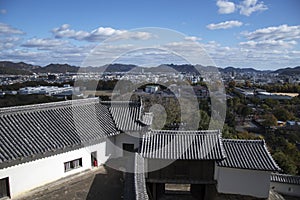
[101,101,148,132]
[217,139,281,171]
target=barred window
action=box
[64,158,82,172]
[64,162,71,171]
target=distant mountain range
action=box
[0,61,299,76]
[0,61,79,75]
[219,67,271,73]
[274,66,300,75]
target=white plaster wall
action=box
[215,166,271,198]
[0,141,109,198]
[114,133,140,157]
[270,182,300,197]
[105,137,117,157]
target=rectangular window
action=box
[122,143,135,157]
[64,158,82,172]
[0,177,10,198]
[165,184,191,193]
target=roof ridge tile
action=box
[0,98,99,115]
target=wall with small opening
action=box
[0,141,109,199]
[270,182,300,197]
[113,133,141,157]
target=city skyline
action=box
[0,0,300,70]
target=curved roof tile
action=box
[140,130,226,160]
[0,98,118,169]
[217,139,281,171]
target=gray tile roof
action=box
[0,98,118,169]
[217,139,281,171]
[140,130,226,160]
[134,153,149,200]
[271,173,300,185]
[141,113,153,126]
[101,101,147,132]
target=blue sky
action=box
[0,0,299,70]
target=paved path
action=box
[15,165,124,200]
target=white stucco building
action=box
[0,98,149,199]
[0,142,109,198]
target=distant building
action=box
[234,87,254,97]
[47,74,58,81]
[286,121,296,126]
[277,121,286,127]
[256,91,293,100]
[4,91,17,95]
[145,85,159,93]
[18,85,80,96]
[234,87,295,100]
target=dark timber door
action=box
[0,177,10,199]
[91,151,97,167]
[122,143,134,156]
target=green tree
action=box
[245,80,252,88]
[273,107,294,121]
[228,80,236,88]
[262,114,277,128]
[198,110,210,130]
[265,98,279,108]
[273,151,298,175]
[241,106,252,120]
[225,110,235,127]
[222,124,236,139]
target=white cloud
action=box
[207,20,243,30]
[1,23,299,69]
[238,0,268,16]
[0,23,24,35]
[184,36,202,41]
[236,24,300,67]
[216,0,235,14]
[22,38,68,48]
[242,24,300,41]
[2,36,300,69]
[52,24,90,40]
[0,37,20,50]
[160,38,300,69]
[52,24,152,42]
[0,44,93,66]
[216,0,267,16]
[239,40,297,49]
[0,50,44,62]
